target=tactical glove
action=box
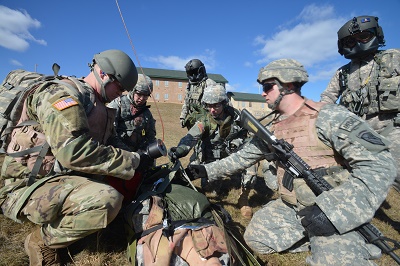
[180,118,186,128]
[299,205,337,236]
[185,164,207,180]
[168,146,186,161]
[137,151,155,172]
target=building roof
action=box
[137,67,228,84]
[227,91,265,103]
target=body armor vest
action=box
[271,100,342,205]
[186,81,207,114]
[339,50,400,116]
[114,95,152,151]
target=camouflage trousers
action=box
[366,113,400,192]
[3,175,123,248]
[244,198,380,266]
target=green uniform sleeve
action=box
[176,121,205,157]
[320,69,341,103]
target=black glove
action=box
[168,146,186,161]
[137,151,154,172]
[185,164,207,180]
[180,118,186,128]
[299,205,337,236]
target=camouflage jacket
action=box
[204,102,396,234]
[2,79,139,183]
[108,94,156,152]
[177,106,247,163]
[321,49,400,116]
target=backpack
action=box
[0,69,57,153]
[0,67,95,185]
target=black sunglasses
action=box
[262,82,276,93]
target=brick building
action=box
[138,67,228,104]
[139,67,270,116]
[227,91,271,118]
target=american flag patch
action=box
[52,97,78,111]
[361,18,371,23]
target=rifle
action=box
[239,108,400,264]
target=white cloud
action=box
[0,5,47,52]
[10,59,23,66]
[252,4,353,86]
[254,4,346,67]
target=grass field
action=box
[0,102,399,266]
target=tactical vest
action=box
[201,106,247,163]
[4,78,107,179]
[339,49,400,116]
[271,100,343,205]
[183,79,218,129]
[114,95,152,151]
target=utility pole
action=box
[34,64,38,72]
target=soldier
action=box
[186,59,396,265]
[320,15,400,192]
[179,59,217,130]
[108,73,157,153]
[0,49,154,265]
[170,84,257,218]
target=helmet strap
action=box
[92,66,112,102]
[269,81,295,110]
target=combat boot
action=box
[24,228,60,266]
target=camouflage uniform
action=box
[321,49,400,192]
[178,105,257,189]
[0,78,139,248]
[203,102,395,265]
[108,94,156,152]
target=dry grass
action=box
[1,102,399,266]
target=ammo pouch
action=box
[378,76,400,112]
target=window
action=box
[261,103,265,108]
[249,102,252,107]
[155,93,159,100]
[178,94,182,101]
[241,102,246,107]
[178,82,182,88]
[164,81,169,87]
[155,80,160,86]
[164,93,169,100]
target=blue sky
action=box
[1,0,399,101]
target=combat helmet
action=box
[337,16,385,59]
[133,74,153,96]
[257,59,308,86]
[94,49,138,91]
[202,84,228,105]
[185,59,208,84]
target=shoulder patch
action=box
[357,130,385,146]
[52,97,79,111]
[339,116,361,132]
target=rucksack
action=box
[0,69,56,153]
[0,67,95,185]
